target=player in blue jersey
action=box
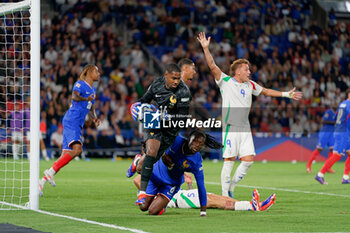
[306,103,337,173]
[138,130,222,216]
[39,64,100,196]
[133,174,276,212]
[315,90,350,185]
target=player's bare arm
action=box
[88,105,100,127]
[321,119,336,125]
[197,32,222,81]
[260,87,303,100]
[72,90,94,102]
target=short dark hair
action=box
[165,63,181,73]
[178,58,194,69]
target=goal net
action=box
[0,0,39,210]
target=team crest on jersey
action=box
[182,160,189,168]
[169,94,177,109]
[76,83,81,88]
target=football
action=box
[137,103,159,122]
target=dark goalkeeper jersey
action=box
[139,76,192,135]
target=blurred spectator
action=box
[3,0,346,158]
[50,124,63,158]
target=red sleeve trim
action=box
[249,81,256,90]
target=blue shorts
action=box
[146,174,181,201]
[316,132,334,149]
[333,132,350,155]
[62,123,83,151]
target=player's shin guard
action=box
[221,161,234,196]
[320,154,341,174]
[52,153,73,173]
[140,155,157,192]
[230,161,253,194]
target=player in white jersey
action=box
[197,32,303,197]
[133,174,276,211]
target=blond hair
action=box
[79,64,96,81]
[229,59,250,77]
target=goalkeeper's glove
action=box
[130,102,141,121]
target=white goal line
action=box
[0,201,149,233]
[205,181,350,198]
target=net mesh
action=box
[0,1,31,210]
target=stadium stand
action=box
[1,0,349,159]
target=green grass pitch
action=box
[1,159,350,232]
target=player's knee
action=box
[72,148,82,157]
[146,149,158,157]
[148,207,160,215]
[241,161,254,168]
[224,157,235,162]
[139,205,148,212]
[136,165,142,174]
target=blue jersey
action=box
[320,109,337,132]
[334,100,350,133]
[151,135,207,206]
[63,80,96,128]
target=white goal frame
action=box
[0,0,40,210]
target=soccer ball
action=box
[138,104,158,122]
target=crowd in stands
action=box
[2,0,350,155]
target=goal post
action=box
[0,0,40,210]
[30,0,40,211]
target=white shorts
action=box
[222,124,255,159]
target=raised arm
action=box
[260,87,303,100]
[197,32,222,81]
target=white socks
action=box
[343,175,349,180]
[317,172,324,177]
[48,167,56,176]
[235,201,252,211]
[40,177,47,186]
[221,161,234,196]
[229,161,254,193]
[12,143,20,159]
[42,149,49,161]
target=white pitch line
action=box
[0,201,149,233]
[205,181,350,198]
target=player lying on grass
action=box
[133,174,276,212]
[39,64,100,196]
[137,130,221,216]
